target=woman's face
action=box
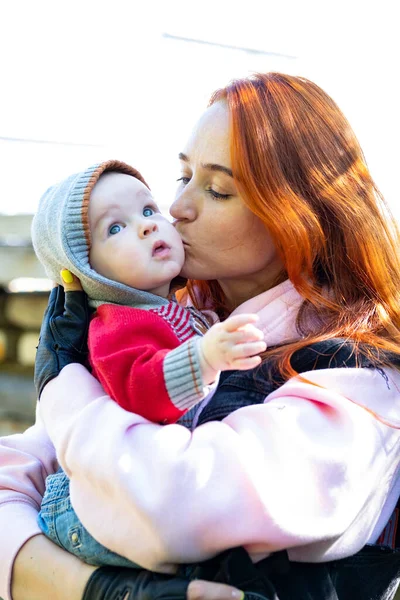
[170,101,283,303]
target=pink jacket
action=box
[1,280,400,600]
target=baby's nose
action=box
[139,220,158,237]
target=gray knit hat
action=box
[32,160,169,309]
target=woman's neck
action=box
[218,270,286,313]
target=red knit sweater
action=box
[88,303,201,424]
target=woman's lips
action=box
[173,223,190,246]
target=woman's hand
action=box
[34,270,90,398]
[12,535,244,600]
[82,566,244,600]
[187,580,244,600]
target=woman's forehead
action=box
[182,101,231,167]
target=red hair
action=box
[180,72,400,377]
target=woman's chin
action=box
[180,258,215,281]
[180,267,202,280]
[179,263,192,279]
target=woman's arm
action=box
[39,362,400,569]
[11,535,95,600]
[11,534,242,600]
[0,405,59,600]
[0,415,241,600]
[0,403,95,600]
[0,282,245,600]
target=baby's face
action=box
[88,172,185,297]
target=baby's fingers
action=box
[222,313,260,332]
[230,324,264,343]
[231,340,267,360]
[231,355,263,370]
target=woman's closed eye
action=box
[177,176,191,186]
[177,177,231,200]
[206,188,231,200]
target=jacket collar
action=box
[231,279,304,348]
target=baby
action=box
[32,159,266,568]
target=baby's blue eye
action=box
[108,223,123,235]
[143,207,155,217]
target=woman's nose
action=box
[139,220,158,238]
[170,190,197,222]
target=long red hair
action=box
[181,72,400,377]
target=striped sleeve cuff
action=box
[163,337,209,411]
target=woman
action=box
[2,72,400,600]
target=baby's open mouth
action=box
[152,241,170,257]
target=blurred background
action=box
[0,0,399,434]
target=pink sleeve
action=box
[0,405,58,600]
[38,363,400,570]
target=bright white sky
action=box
[0,0,398,217]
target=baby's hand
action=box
[198,314,266,384]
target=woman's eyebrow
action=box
[178,152,233,178]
